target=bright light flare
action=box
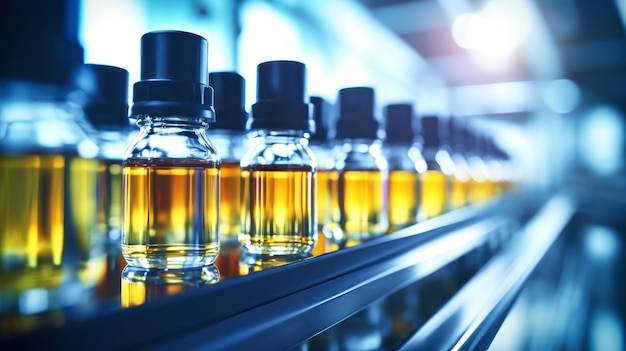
[452,0,533,59]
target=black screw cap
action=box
[0,0,84,87]
[335,87,379,140]
[82,64,130,128]
[420,115,442,148]
[248,61,313,132]
[130,31,214,120]
[384,103,415,143]
[310,96,331,141]
[209,71,248,131]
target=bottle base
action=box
[122,244,218,269]
[240,237,315,256]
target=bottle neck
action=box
[256,129,309,143]
[136,116,210,133]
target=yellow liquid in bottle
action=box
[95,161,123,240]
[68,157,106,286]
[311,169,331,256]
[449,176,468,210]
[240,165,316,255]
[388,170,420,232]
[421,170,447,219]
[330,169,388,247]
[122,159,220,268]
[468,179,491,205]
[0,154,64,291]
[219,161,241,243]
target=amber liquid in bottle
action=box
[68,156,107,286]
[421,170,447,219]
[311,168,331,256]
[219,161,242,243]
[388,170,420,232]
[0,154,65,291]
[122,159,220,268]
[95,161,123,240]
[240,164,316,255]
[330,169,388,247]
[449,177,468,210]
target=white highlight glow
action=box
[543,79,580,114]
[579,106,625,175]
[452,0,533,58]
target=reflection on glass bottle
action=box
[121,265,220,308]
[0,0,99,328]
[214,241,242,280]
[238,251,311,276]
[239,61,317,256]
[418,115,453,218]
[383,103,426,232]
[328,87,388,247]
[208,71,249,245]
[122,31,220,269]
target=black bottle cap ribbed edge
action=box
[209,71,248,131]
[384,103,415,143]
[0,0,84,87]
[129,30,215,120]
[310,96,330,141]
[248,60,314,132]
[82,64,130,127]
[335,87,379,139]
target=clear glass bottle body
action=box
[449,150,472,210]
[329,139,389,247]
[421,147,453,219]
[91,127,137,244]
[122,116,220,269]
[466,154,491,205]
[384,143,426,232]
[309,140,336,255]
[239,130,317,256]
[0,81,99,297]
[211,130,251,244]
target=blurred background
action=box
[81,0,626,192]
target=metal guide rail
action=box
[2,192,556,350]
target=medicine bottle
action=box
[309,96,334,255]
[0,0,98,301]
[383,103,426,232]
[329,87,388,247]
[239,60,317,256]
[122,31,220,269]
[208,71,249,244]
[419,115,453,218]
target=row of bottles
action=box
[1,5,521,332]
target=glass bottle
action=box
[81,63,133,294]
[122,31,220,269]
[419,115,453,218]
[0,0,98,316]
[309,96,335,255]
[208,71,249,245]
[383,103,426,232]
[465,128,491,205]
[329,87,389,247]
[447,117,472,210]
[239,60,317,256]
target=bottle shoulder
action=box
[240,136,316,169]
[124,126,220,162]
